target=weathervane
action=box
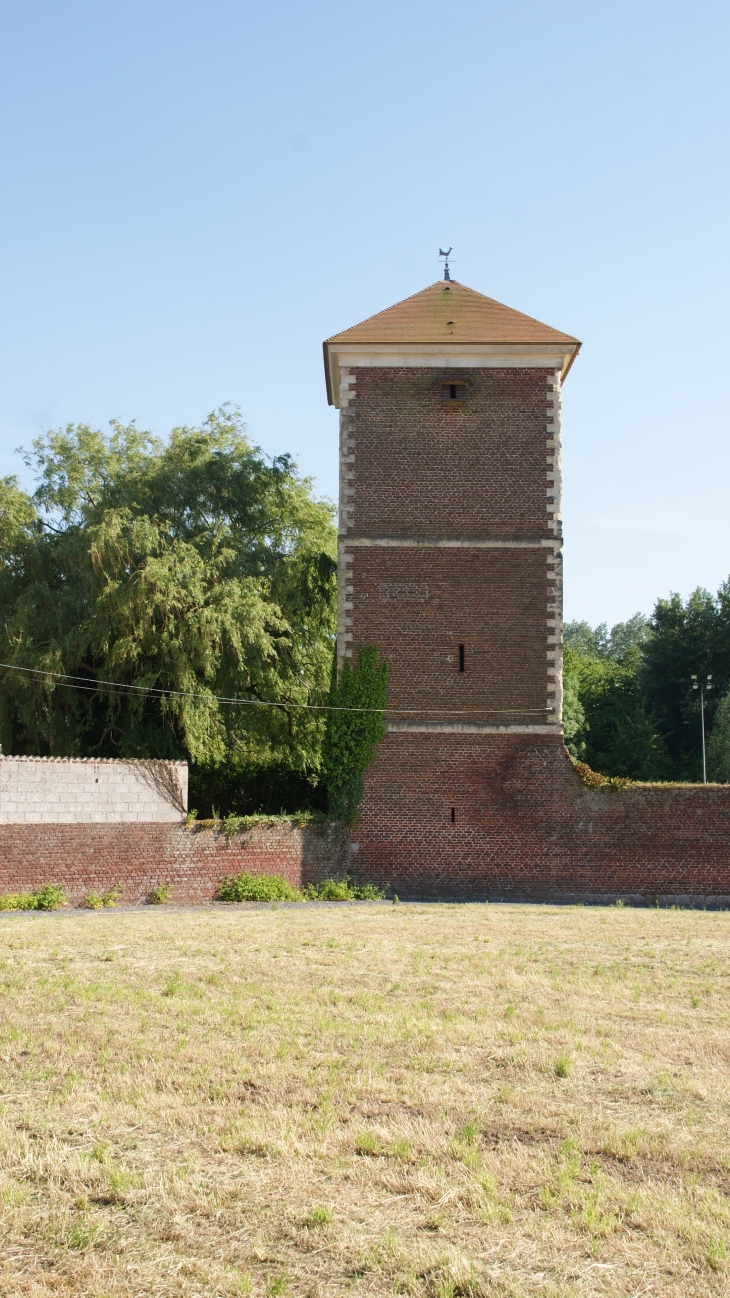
[439,247,453,281]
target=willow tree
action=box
[0,409,336,809]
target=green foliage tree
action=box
[562,671,586,760]
[564,614,650,664]
[322,645,389,824]
[563,646,670,780]
[0,410,337,811]
[563,615,670,780]
[564,585,730,782]
[641,584,730,778]
[708,689,730,783]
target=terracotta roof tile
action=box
[325,280,579,346]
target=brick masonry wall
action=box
[332,356,730,902]
[0,756,187,824]
[346,546,551,724]
[347,367,557,537]
[0,820,350,904]
[350,735,730,904]
[0,746,727,905]
[338,363,562,727]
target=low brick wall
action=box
[351,735,730,905]
[0,820,350,905]
[2,740,729,906]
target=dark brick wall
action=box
[350,367,555,537]
[341,363,559,719]
[346,546,551,721]
[0,821,350,905]
[351,735,730,903]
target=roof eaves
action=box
[560,341,582,381]
[329,336,578,346]
[322,340,333,406]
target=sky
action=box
[0,0,728,628]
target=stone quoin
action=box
[323,278,730,901]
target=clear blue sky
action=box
[1,0,728,627]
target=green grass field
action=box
[1,901,730,1296]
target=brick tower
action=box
[324,278,581,897]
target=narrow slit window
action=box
[450,807,455,823]
[458,645,465,673]
[440,380,466,406]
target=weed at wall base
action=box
[216,872,384,903]
[0,884,68,911]
[302,877,384,901]
[217,872,301,902]
[147,884,173,905]
[0,892,37,911]
[83,884,124,910]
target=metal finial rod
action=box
[439,247,452,281]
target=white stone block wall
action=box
[0,757,188,824]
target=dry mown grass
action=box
[1,902,730,1297]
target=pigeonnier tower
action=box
[323,276,581,896]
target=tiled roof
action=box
[325,280,579,346]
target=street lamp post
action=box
[691,674,713,784]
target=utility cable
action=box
[0,661,550,717]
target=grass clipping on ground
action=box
[1,905,729,1297]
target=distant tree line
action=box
[564,583,730,782]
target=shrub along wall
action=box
[0,819,350,906]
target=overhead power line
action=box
[0,661,549,717]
